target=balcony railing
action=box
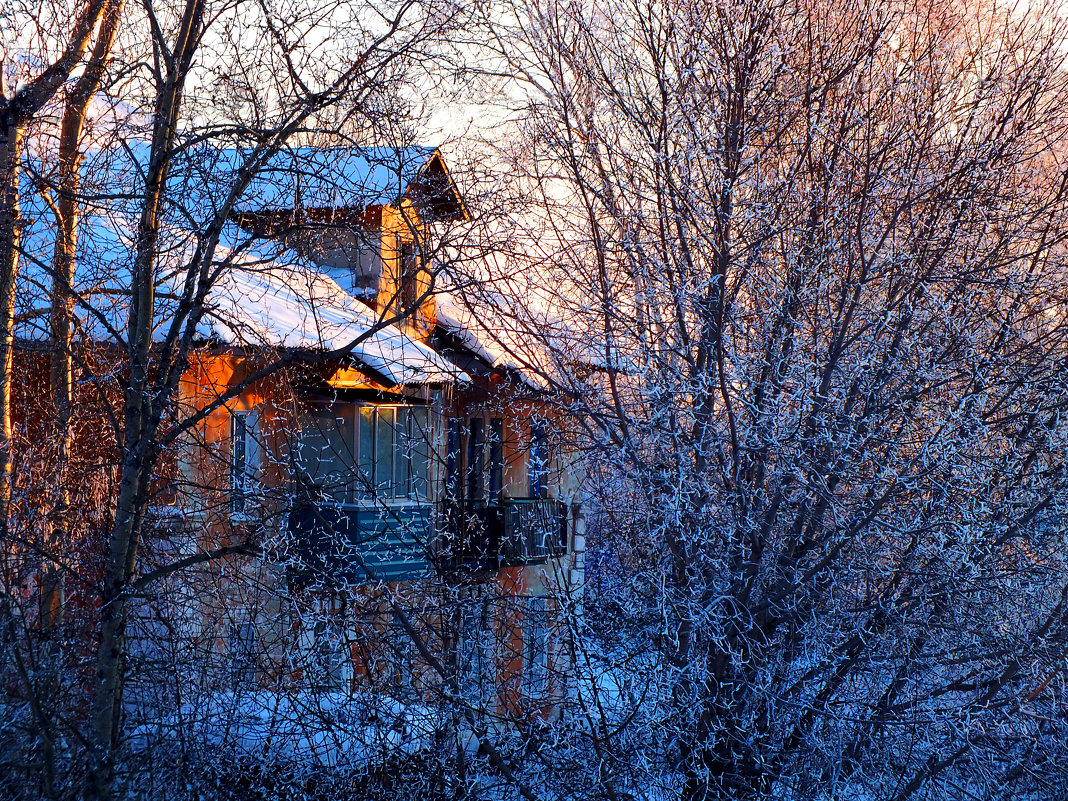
[287,498,569,583]
[287,503,433,583]
[438,498,568,567]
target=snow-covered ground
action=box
[127,689,443,773]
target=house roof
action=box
[433,264,618,388]
[217,146,468,220]
[17,196,465,386]
[434,284,550,390]
[24,142,466,226]
[204,245,464,385]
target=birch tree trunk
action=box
[44,0,125,632]
[0,0,108,544]
[0,114,19,539]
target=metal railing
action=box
[287,502,433,582]
[501,499,568,561]
[438,498,568,566]
[286,497,569,583]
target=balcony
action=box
[437,498,568,567]
[287,498,568,583]
[287,503,433,583]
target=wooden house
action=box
[125,146,584,721]
[12,143,584,738]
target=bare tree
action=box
[3,0,475,797]
[42,0,125,633]
[458,0,1068,797]
[0,0,111,539]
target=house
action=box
[15,144,585,734]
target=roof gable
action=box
[221,146,467,220]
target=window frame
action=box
[489,418,504,502]
[528,423,547,499]
[398,238,420,313]
[523,596,551,699]
[458,595,497,709]
[228,618,259,687]
[230,410,254,514]
[467,416,485,503]
[296,402,433,505]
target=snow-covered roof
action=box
[17,196,464,386]
[434,286,551,389]
[204,249,464,385]
[433,261,629,391]
[220,146,443,214]
[434,259,625,384]
[25,142,463,229]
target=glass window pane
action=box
[468,418,484,502]
[297,405,354,504]
[410,407,430,499]
[524,597,550,697]
[230,412,249,513]
[446,418,461,498]
[529,424,545,499]
[358,407,374,500]
[394,408,411,498]
[376,408,395,497]
[489,418,503,501]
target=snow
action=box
[217,146,440,213]
[24,142,441,216]
[435,286,550,389]
[17,185,465,386]
[127,690,442,772]
[434,290,511,368]
[434,273,614,388]
[203,242,465,385]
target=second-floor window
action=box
[467,417,484,502]
[529,424,547,499]
[296,404,431,504]
[230,410,256,514]
[447,416,509,504]
[446,417,462,498]
[489,418,504,502]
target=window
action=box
[228,619,258,686]
[295,597,352,691]
[446,417,462,499]
[489,418,504,501]
[375,407,395,496]
[458,597,496,709]
[296,404,431,503]
[230,410,256,513]
[524,596,550,698]
[307,618,351,691]
[371,406,430,500]
[297,406,354,503]
[382,624,416,699]
[529,424,547,499]
[467,417,485,503]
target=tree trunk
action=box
[89,5,202,796]
[0,111,21,542]
[44,0,124,631]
